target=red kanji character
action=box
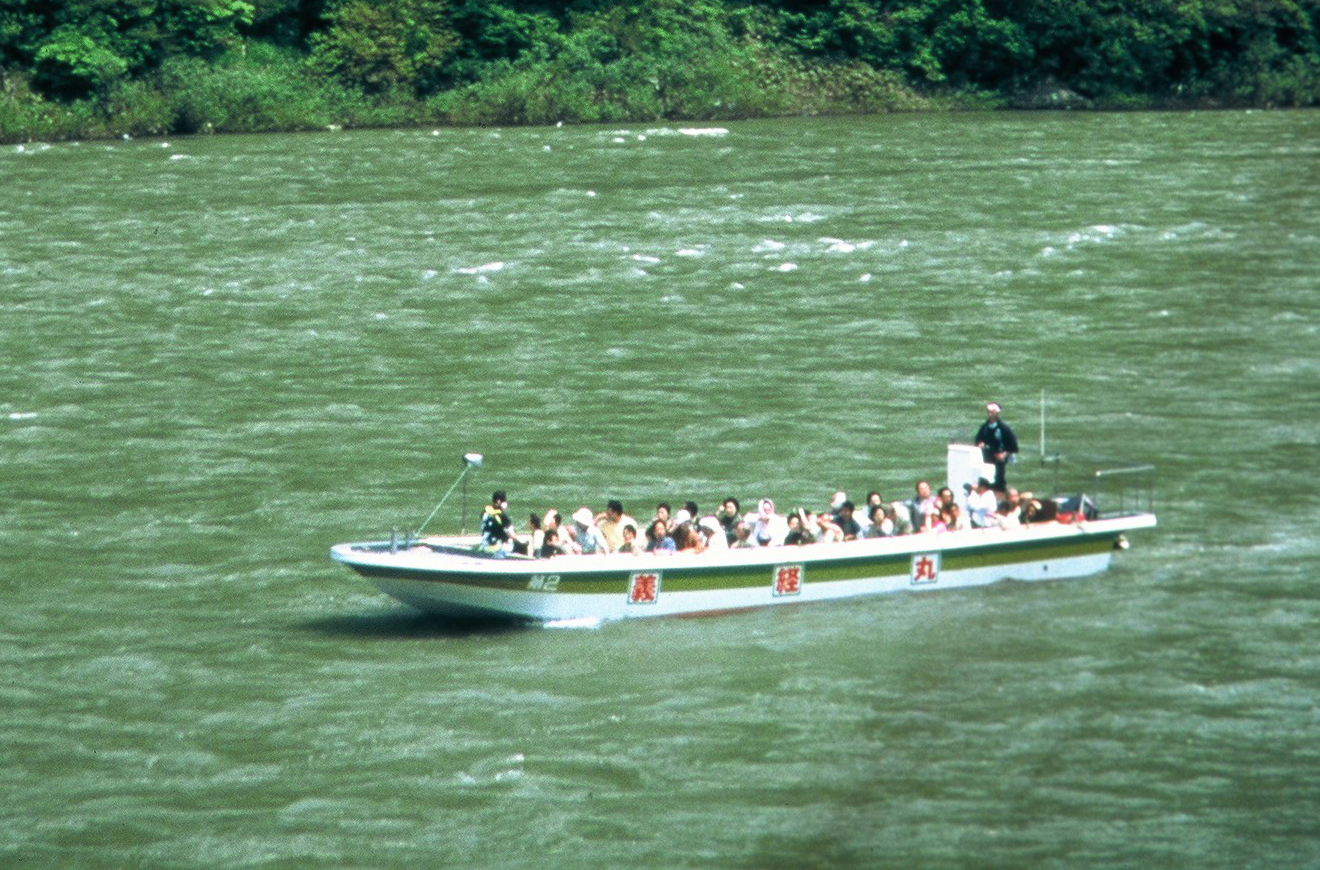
[912,555,937,583]
[629,572,658,604]
[775,565,802,596]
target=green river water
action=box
[2,111,1318,868]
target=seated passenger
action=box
[864,504,897,538]
[967,478,998,528]
[543,509,582,555]
[570,507,609,555]
[905,481,937,533]
[927,487,967,531]
[716,498,741,545]
[526,512,545,554]
[994,500,1022,530]
[783,511,814,546]
[1004,487,1022,516]
[616,523,642,554]
[889,500,915,535]
[698,517,729,551]
[730,521,756,549]
[645,519,677,554]
[1021,499,1040,523]
[594,500,637,552]
[538,528,566,558]
[671,521,705,553]
[809,509,843,543]
[833,500,862,541]
[1023,497,1059,523]
[749,498,789,546]
[926,503,961,534]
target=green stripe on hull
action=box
[940,536,1114,572]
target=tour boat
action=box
[330,445,1156,624]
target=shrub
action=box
[157,50,334,133]
[103,77,175,136]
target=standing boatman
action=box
[975,402,1019,492]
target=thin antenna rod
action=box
[1040,388,1046,461]
[415,452,483,537]
[415,464,472,538]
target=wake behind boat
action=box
[330,445,1157,624]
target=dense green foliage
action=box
[2,0,1318,141]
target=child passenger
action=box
[538,529,565,558]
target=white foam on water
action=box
[631,254,661,264]
[8,412,38,421]
[456,262,504,275]
[678,127,729,137]
[675,248,703,257]
[775,263,799,272]
[752,240,786,253]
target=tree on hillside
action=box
[1,0,253,98]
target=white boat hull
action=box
[331,514,1156,624]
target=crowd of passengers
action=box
[478,479,1068,558]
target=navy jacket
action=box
[976,419,1019,461]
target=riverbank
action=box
[0,44,1305,146]
[0,49,931,145]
